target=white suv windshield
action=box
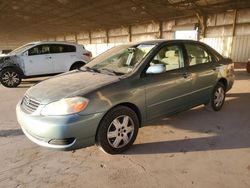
[9,43,36,55]
[84,44,156,75]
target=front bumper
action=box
[16,101,104,150]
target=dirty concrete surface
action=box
[0,70,249,188]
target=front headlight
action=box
[41,97,89,116]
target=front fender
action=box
[79,78,146,123]
[0,58,24,76]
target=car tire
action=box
[70,62,85,70]
[205,82,226,111]
[96,106,139,154]
[0,68,22,88]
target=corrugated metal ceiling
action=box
[0,0,250,42]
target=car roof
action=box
[125,39,205,47]
[141,39,203,44]
[27,39,201,47]
[26,41,81,46]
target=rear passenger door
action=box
[50,44,77,73]
[183,43,218,105]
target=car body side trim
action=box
[148,85,213,108]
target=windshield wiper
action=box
[100,68,125,76]
[81,66,101,73]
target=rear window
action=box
[63,45,76,52]
[50,44,76,53]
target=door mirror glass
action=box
[146,63,166,74]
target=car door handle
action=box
[46,56,52,59]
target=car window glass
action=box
[28,45,50,55]
[150,45,184,71]
[50,44,76,53]
[93,47,147,73]
[10,44,35,55]
[185,44,212,66]
[62,45,76,53]
[87,44,156,75]
[50,44,62,53]
[41,45,50,54]
[28,46,40,56]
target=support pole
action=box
[230,9,237,57]
[89,31,92,44]
[128,26,132,42]
[196,13,207,40]
[159,21,163,39]
[75,34,78,43]
[106,30,109,43]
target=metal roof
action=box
[1,0,250,42]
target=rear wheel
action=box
[96,106,139,154]
[0,68,22,88]
[205,82,226,111]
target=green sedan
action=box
[16,40,235,154]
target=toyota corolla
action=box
[16,40,234,154]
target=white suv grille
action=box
[21,95,40,114]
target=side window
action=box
[40,45,50,54]
[185,44,212,66]
[62,45,76,53]
[151,45,184,71]
[50,44,76,53]
[28,45,50,56]
[50,44,64,53]
[28,46,40,56]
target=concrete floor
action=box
[0,69,249,188]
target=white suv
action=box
[0,41,92,87]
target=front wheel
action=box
[205,82,226,111]
[96,106,139,154]
[0,68,22,88]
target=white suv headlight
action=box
[41,97,89,116]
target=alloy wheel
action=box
[1,71,20,87]
[107,115,135,148]
[214,87,225,108]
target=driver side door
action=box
[144,43,192,120]
[23,44,54,76]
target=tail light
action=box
[83,52,92,58]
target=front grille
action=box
[21,95,40,114]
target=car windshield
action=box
[9,43,36,55]
[83,43,156,75]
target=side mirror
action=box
[146,63,166,74]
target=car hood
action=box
[0,54,7,57]
[0,54,13,63]
[0,54,14,58]
[26,71,120,104]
